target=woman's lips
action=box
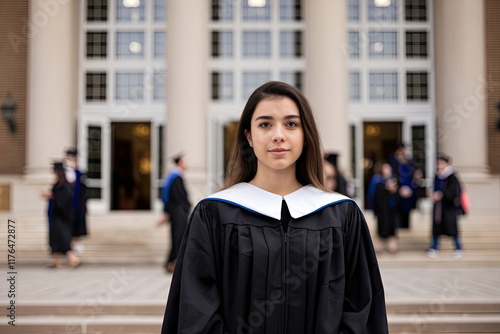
[269,148,289,156]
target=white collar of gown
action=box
[204,182,351,220]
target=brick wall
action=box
[0,1,28,174]
[485,0,500,174]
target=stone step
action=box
[388,314,500,333]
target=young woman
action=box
[161,82,387,333]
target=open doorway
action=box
[363,121,402,208]
[111,122,151,210]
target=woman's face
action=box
[245,97,304,176]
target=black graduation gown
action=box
[432,173,461,237]
[167,176,191,264]
[374,181,398,239]
[49,182,74,254]
[161,183,388,333]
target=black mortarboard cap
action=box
[66,148,78,157]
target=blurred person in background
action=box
[42,162,80,268]
[427,153,463,259]
[158,154,191,273]
[64,148,88,254]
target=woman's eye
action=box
[286,122,299,128]
[259,122,271,128]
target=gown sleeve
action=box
[161,202,226,334]
[340,202,388,333]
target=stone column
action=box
[166,0,208,201]
[305,0,349,174]
[435,0,500,212]
[18,0,77,212]
[25,0,77,178]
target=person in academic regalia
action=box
[389,143,417,229]
[158,154,191,273]
[43,162,80,268]
[427,153,463,259]
[64,148,89,254]
[161,81,388,333]
[373,163,400,253]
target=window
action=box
[348,0,359,21]
[116,72,144,101]
[348,31,360,59]
[243,0,271,21]
[212,31,233,58]
[211,0,233,21]
[349,71,361,101]
[86,32,107,58]
[117,0,145,22]
[280,0,302,21]
[280,31,302,58]
[87,0,107,22]
[405,0,426,22]
[405,31,427,58]
[154,71,166,100]
[243,31,271,58]
[243,71,271,99]
[158,125,164,198]
[211,72,234,101]
[155,0,166,22]
[369,72,398,101]
[369,31,397,58]
[368,0,397,22]
[406,71,428,101]
[154,31,166,58]
[86,72,107,101]
[87,125,102,180]
[280,71,303,91]
[116,32,145,59]
[412,125,426,179]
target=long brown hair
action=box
[223,81,327,191]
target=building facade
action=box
[0,0,499,214]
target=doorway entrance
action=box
[363,121,402,208]
[111,122,151,210]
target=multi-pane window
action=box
[87,125,102,198]
[243,71,271,99]
[86,72,107,101]
[348,31,360,59]
[154,31,166,58]
[280,0,302,21]
[280,31,302,58]
[243,1,271,21]
[87,125,102,179]
[154,71,166,100]
[116,72,144,101]
[155,0,166,22]
[369,31,397,58]
[406,71,428,101]
[212,31,233,58]
[87,0,107,22]
[86,32,107,58]
[243,31,271,58]
[117,0,145,22]
[116,32,145,58]
[412,125,426,178]
[280,71,303,91]
[349,71,361,101]
[369,72,398,101]
[405,0,426,22]
[368,0,397,22]
[211,0,233,21]
[348,0,359,21]
[211,72,234,101]
[406,31,427,58]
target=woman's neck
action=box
[249,166,302,197]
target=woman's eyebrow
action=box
[255,115,300,121]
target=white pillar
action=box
[434,0,488,174]
[166,0,208,200]
[435,0,500,213]
[305,0,349,174]
[26,0,77,179]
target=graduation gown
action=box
[49,182,74,254]
[161,183,388,333]
[432,168,461,237]
[374,180,399,239]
